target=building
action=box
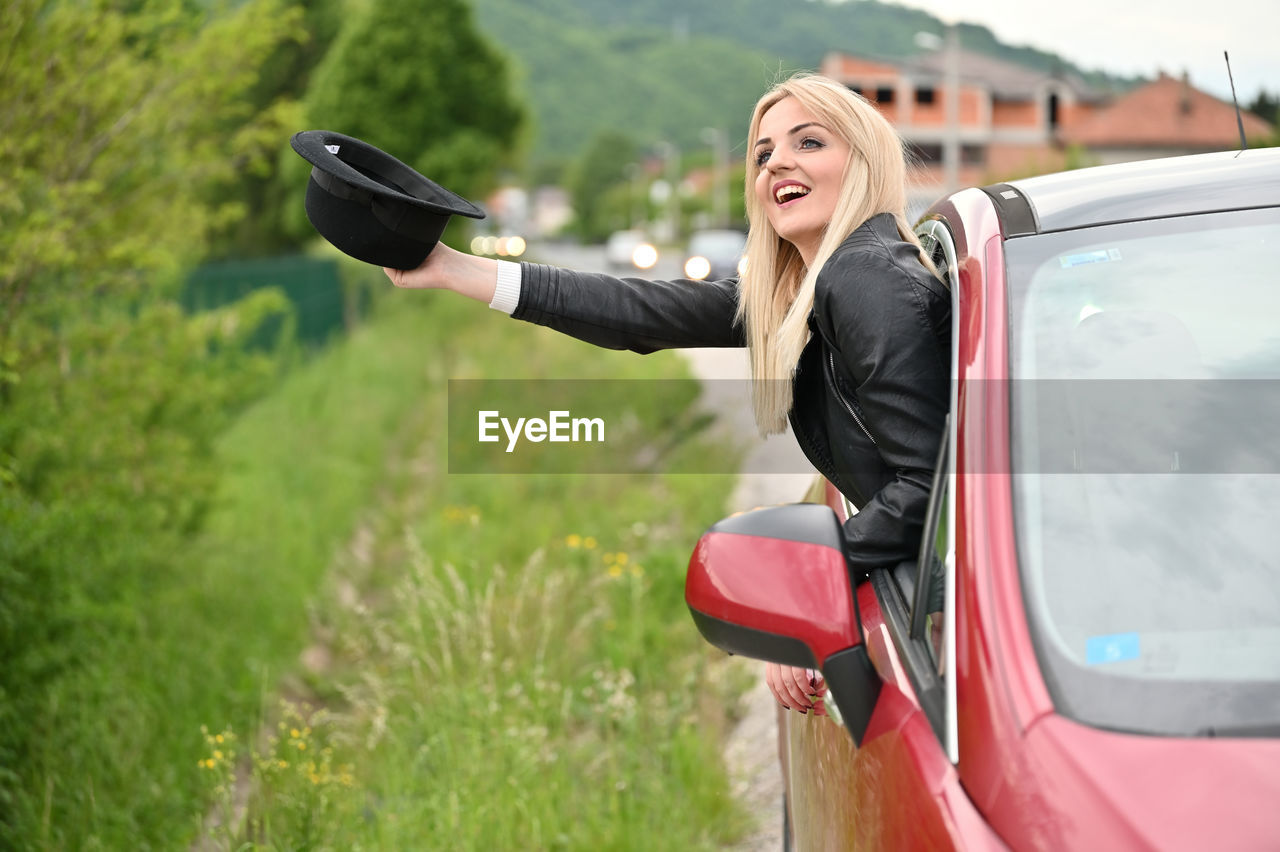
[1060,71,1273,164]
[821,49,1104,204]
[819,51,1272,209]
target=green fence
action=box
[184,255,370,348]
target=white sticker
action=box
[325,144,340,155]
[1060,248,1122,268]
[1001,189,1018,199]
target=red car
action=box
[686,147,1280,850]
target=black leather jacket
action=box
[513,212,951,576]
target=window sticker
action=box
[1060,248,1122,268]
[1085,631,1140,665]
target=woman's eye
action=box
[755,150,772,167]
[799,137,824,150]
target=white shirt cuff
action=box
[489,259,522,314]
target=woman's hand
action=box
[765,662,826,715]
[382,242,499,304]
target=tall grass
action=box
[19,267,749,848]
[185,280,751,849]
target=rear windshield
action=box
[1005,206,1280,736]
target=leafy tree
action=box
[1248,89,1279,125]
[567,131,639,242]
[209,0,347,257]
[282,0,527,242]
[0,0,299,842]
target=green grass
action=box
[21,268,749,849]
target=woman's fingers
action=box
[765,663,816,711]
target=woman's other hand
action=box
[765,662,827,716]
[383,242,499,303]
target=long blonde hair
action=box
[737,73,932,435]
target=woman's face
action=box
[752,96,850,266]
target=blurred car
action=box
[682,228,747,280]
[604,229,658,271]
[685,147,1280,850]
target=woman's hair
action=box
[736,72,934,435]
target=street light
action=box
[623,162,644,230]
[701,127,730,229]
[914,16,961,194]
[943,20,960,193]
[654,141,681,243]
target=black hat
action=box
[290,130,485,270]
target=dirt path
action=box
[677,347,814,851]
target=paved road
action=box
[526,239,810,850]
[523,240,815,498]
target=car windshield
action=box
[1005,206,1280,737]
[688,231,745,257]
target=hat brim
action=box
[290,130,485,269]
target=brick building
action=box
[819,51,1272,208]
[1060,71,1273,164]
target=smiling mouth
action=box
[775,183,811,205]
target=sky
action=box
[886,0,1279,102]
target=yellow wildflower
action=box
[213,750,223,761]
[290,728,300,739]
[296,741,307,751]
[608,565,623,578]
[615,552,629,565]
[215,734,224,744]
[565,534,582,548]
[583,536,598,549]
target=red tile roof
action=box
[1062,72,1272,149]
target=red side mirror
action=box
[684,503,881,744]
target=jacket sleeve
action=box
[817,243,951,574]
[512,262,745,353]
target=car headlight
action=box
[632,243,658,270]
[684,255,711,280]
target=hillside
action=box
[468,0,1135,164]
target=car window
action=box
[871,428,951,747]
[1005,207,1280,737]
[859,220,959,750]
[912,421,950,674]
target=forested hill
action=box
[468,0,1133,164]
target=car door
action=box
[780,222,967,849]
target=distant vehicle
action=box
[604,229,658,271]
[685,147,1280,850]
[682,229,747,280]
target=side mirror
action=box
[685,503,881,745]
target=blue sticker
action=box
[1085,632,1140,665]
[1060,248,1122,268]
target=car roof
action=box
[985,147,1280,237]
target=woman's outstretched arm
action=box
[383,243,499,303]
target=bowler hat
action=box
[290,130,485,270]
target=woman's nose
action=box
[766,147,793,172]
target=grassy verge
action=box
[22,270,748,848]
[191,285,751,849]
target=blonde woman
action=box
[386,73,950,715]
